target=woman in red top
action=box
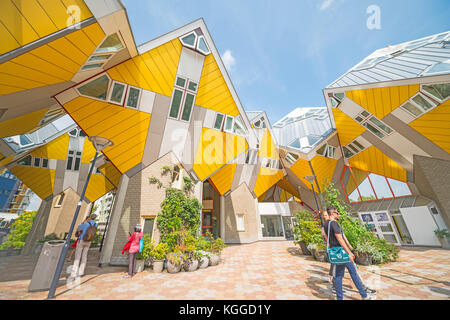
[124,224,143,278]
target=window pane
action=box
[225,116,233,131]
[422,83,450,101]
[288,138,301,149]
[237,215,244,231]
[66,157,73,170]
[348,144,359,153]
[110,83,126,104]
[254,120,261,128]
[34,157,41,167]
[357,177,377,201]
[412,94,435,111]
[181,93,194,121]
[335,93,345,100]
[352,140,365,150]
[18,155,32,166]
[126,87,140,108]
[368,173,393,199]
[198,37,209,53]
[387,178,411,197]
[188,81,198,92]
[169,90,183,118]
[203,183,213,200]
[143,218,155,238]
[342,146,354,158]
[88,54,112,62]
[316,144,327,156]
[181,33,196,46]
[19,135,32,146]
[176,77,186,88]
[260,215,284,237]
[361,110,370,118]
[363,122,385,138]
[214,114,224,130]
[69,129,78,137]
[368,117,392,134]
[330,97,339,107]
[77,75,110,100]
[402,102,423,116]
[96,33,124,53]
[355,116,364,123]
[42,159,49,168]
[81,63,104,71]
[74,157,81,171]
[424,62,450,75]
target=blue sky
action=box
[122,0,450,124]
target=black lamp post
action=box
[47,136,113,299]
[304,175,323,227]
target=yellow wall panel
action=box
[409,99,450,153]
[11,0,58,37]
[331,108,366,146]
[258,128,279,159]
[64,97,151,174]
[0,108,48,137]
[193,128,248,181]
[196,54,240,116]
[277,178,300,199]
[10,166,55,199]
[346,84,419,119]
[31,133,69,160]
[253,167,284,198]
[99,161,121,187]
[209,163,237,195]
[349,145,406,182]
[84,173,115,203]
[0,20,20,54]
[310,155,338,192]
[108,39,182,97]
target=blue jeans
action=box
[334,262,367,300]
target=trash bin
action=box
[28,240,65,292]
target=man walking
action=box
[324,206,375,300]
[70,214,97,279]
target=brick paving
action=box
[0,241,449,300]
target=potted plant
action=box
[293,210,317,255]
[135,234,153,273]
[183,251,200,272]
[150,242,169,273]
[197,250,210,269]
[166,252,184,273]
[434,229,450,249]
[308,242,328,262]
[354,240,376,265]
[209,237,226,266]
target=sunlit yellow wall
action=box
[346,84,419,120]
[107,39,182,98]
[253,167,284,198]
[258,128,279,159]
[84,173,116,203]
[331,108,366,146]
[349,145,406,182]
[0,0,93,55]
[0,22,105,96]
[193,128,248,181]
[409,99,450,153]
[31,133,69,160]
[289,155,337,193]
[10,166,55,199]
[277,178,300,199]
[209,163,237,195]
[196,54,240,116]
[0,108,48,137]
[64,96,151,174]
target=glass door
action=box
[282,217,294,240]
[358,211,401,245]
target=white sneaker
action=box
[362,293,377,300]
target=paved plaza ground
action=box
[0,241,449,300]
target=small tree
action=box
[0,211,36,250]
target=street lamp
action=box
[304,175,324,227]
[47,136,113,299]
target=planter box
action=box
[152,260,164,273]
[298,241,312,255]
[0,249,21,257]
[355,252,372,266]
[135,259,145,273]
[438,237,450,250]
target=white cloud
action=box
[320,0,334,10]
[222,50,236,71]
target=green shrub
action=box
[292,210,323,247]
[38,233,61,243]
[434,229,450,239]
[137,234,153,260]
[150,242,169,260]
[0,211,36,250]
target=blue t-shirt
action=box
[77,220,97,240]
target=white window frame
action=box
[168,76,198,123]
[124,85,142,110]
[232,115,247,136]
[354,111,393,139]
[179,31,211,56]
[236,214,245,232]
[66,150,82,172]
[223,115,234,133]
[196,35,211,55]
[401,92,439,119]
[420,83,449,104]
[79,33,125,73]
[285,152,298,165]
[213,112,225,130]
[179,31,197,50]
[108,81,128,106]
[76,73,112,103]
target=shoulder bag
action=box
[326,220,351,265]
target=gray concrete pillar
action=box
[220,195,225,240]
[22,196,53,255]
[99,174,130,266]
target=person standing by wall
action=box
[324,206,375,300]
[70,214,97,279]
[67,217,88,262]
[124,224,143,278]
